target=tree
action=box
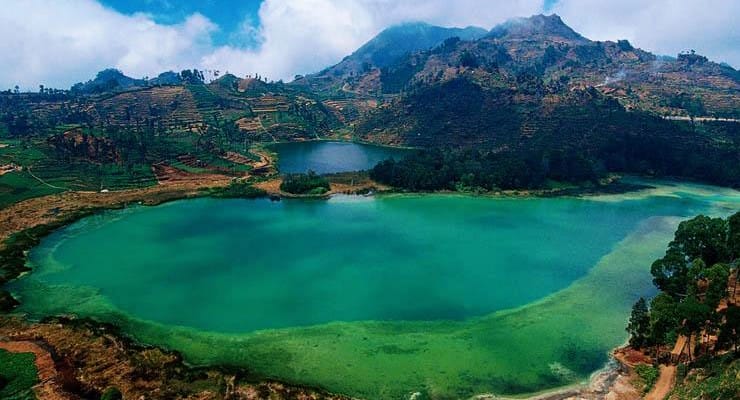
[686,258,707,297]
[180,69,204,84]
[671,215,729,267]
[704,263,730,311]
[642,212,739,362]
[651,214,731,298]
[728,212,739,300]
[718,305,739,353]
[101,387,122,400]
[280,171,330,195]
[728,212,740,261]
[676,296,711,361]
[627,297,651,348]
[617,39,634,51]
[459,50,479,68]
[649,293,679,346]
[651,248,691,298]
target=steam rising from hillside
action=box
[599,69,627,87]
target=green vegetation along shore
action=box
[0,349,37,400]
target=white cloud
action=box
[551,0,740,66]
[0,0,215,89]
[359,0,544,28]
[201,0,545,81]
[201,0,379,81]
[0,0,544,88]
[0,0,737,89]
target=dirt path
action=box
[257,116,277,142]
[645,365,676,400]
[26,167,68,190]
[251,149,272,170]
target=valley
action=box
[0,11,738,400]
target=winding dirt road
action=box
[644,365,676,400]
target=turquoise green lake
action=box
[9,180,740,399]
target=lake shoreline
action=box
[253,171,658,200]
[487,350,640,400]
[1,312,642,400]
[1,178,737,399]
[265,137,420,150]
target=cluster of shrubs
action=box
[280,171,330,195]
[205,181,266,198]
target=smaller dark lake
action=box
[270,141,411,174]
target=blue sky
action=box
[100,0,263,46]
[1,0,737,89]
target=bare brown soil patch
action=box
[614,347,653,366]
[152,162,232,184]
[0,163,21,176]
[644,365,675,400]
[0,177,231,247]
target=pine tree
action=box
[627,297,651,348]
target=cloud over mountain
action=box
[551,0,740,66]
[0,0,216,89]
[0,0,737,89]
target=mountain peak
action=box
[300,21,488,88]
[488,13,586,43]
[347,22,488,68]
[93,68,127,81]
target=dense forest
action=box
[369,147,600,191]
[364,78,740,190]
[370,124,740,192]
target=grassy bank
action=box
[671,354,739,399]
[0,349,38,400]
